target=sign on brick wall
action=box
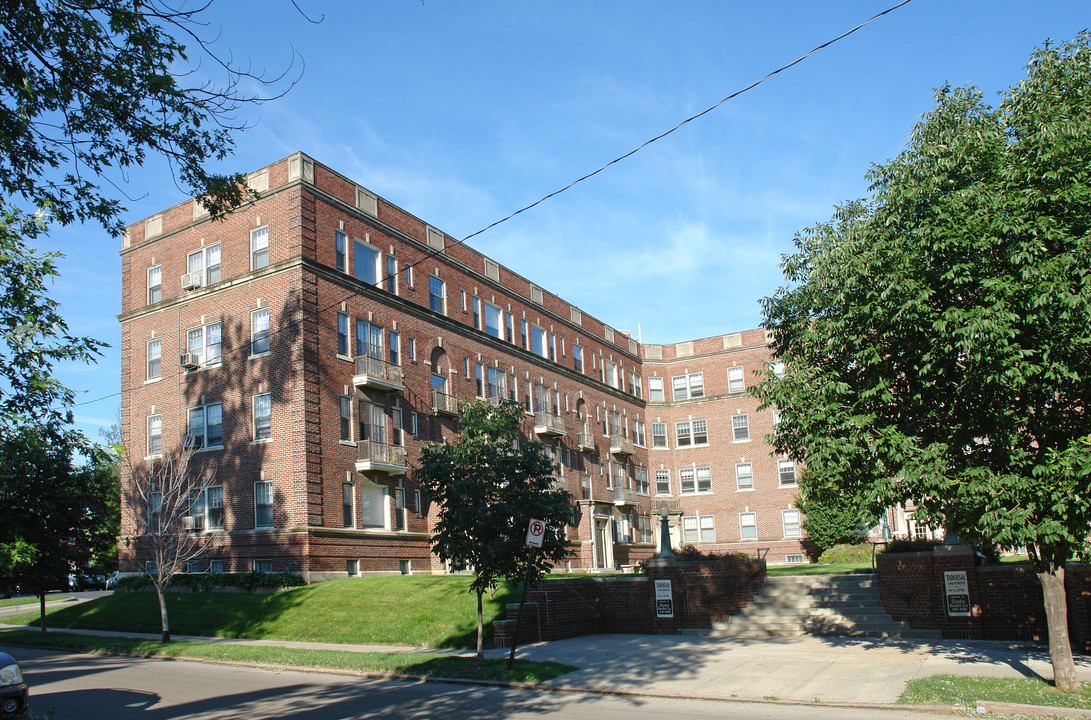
[944,570,971,617]
[655,579,674,618]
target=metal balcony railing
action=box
[431,389,459,417]
[610,435,634,456]
[533,411,566,436]
[353,356,404,391]
[613,487,639,505]
[577,432,595,452]
[355,440,407,473]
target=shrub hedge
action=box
[116,571,306,593]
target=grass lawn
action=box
[900,674,1091,710]
[1,576,518,649]
[766,562,871,576]
[0,596,67,609]
[0,628,573,684]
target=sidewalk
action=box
[491,633,1091,704]
[5,622,1091,710]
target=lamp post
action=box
[657,502,674,558]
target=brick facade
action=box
[118,152,805,580]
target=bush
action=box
[116,572,305,593]
[817,543,874,565]
[881,538,943,554]
[674,546,754,563]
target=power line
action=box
[74,0,913,409]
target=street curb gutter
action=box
[975,701,1091,719]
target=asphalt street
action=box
[17,647,953,720]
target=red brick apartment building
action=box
[118,152,807,581]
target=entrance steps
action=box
[696,574,941,639]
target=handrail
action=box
[872,541,912,599]
[706,547,769,602]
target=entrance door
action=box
[594,517,614,570]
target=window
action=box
[346,559,358,576]
[696,467,712,493]
[648,377,664,402]
[340,396,352,441]
[549,332,556,362]
[209,559,224,574]
[520,319,528,349]
[147,266,162,304]
[633,420,645,447]
[655,470,671,495]
[388,330,400,366]
[405,264,413,287]
[187,403,223,449]
[530,324,547,358]
[337,313,349,356]
[487,366,506,399]
[254,559,274,573]
[603,359,619,389]
[149,491,161,535]
[682,515,715,543]
[573,344,583,373]
[251,226,269,269]
[342,484,355,528]
[407,336,416,360]
[459,289,466,311]
[188,244,221,286]
[676,420,707,446]
[783,509,801,538]
[428,275,445,314]
[335,231,346,272]
[386,255,397,293]
[483,302,502,339]
[353,238,378,284]
[680,467,711,494]
[147,414,162,455]
[186,560,202,573]
[475,362,484,398]
[672,373,704,401]
[740,512,757,540]
[652,422,668,448]
[251,308,270,355]
[190,486,224,530]
[358,401,387,444]
[253,393,272,441]
[255,482,274,528]
[472,296,480,329]
[732,414,750,442]
[607,410,621,438]
[728,365,745,394]
[507,314,516,346]
[147,339,161,380]
[187,322,222,367]
[629,371,642,399]
[778,459,797,486]
[633,466,649,494]
[355,319,382,359]
[736,462,753,490]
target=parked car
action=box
[0,651,28,717]
[71,573,107,591]
[105,571,121,591]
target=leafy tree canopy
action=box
[758,34,1091,690]
[417,400,572,657]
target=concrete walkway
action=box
[5,622,1091,711]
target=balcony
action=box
[551,475,568,493]
[577,432,595,453]
[610,435,634,457]
[432,389,459,417]
[613,487,639,506]
[533,411,566,437]
[355,440,407,474]
[353,356,404,392]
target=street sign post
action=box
[509,519,547,670]
[526,518,545,548]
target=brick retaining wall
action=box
[493,558,765,647]
[875,547,1090,651]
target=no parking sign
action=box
[526,518,546,548]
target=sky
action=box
[45,0,1091,438]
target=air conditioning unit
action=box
[179,353,200,369]
[182,516,196,531]
[180,272,202,290]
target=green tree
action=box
[793,482,872,559]
[417,400,573,659]
[0,422,117,631]
[758,35,1091,691]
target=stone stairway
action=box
[704,573,941,639]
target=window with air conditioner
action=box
[187,244,220,287]
[187,322,222,368]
